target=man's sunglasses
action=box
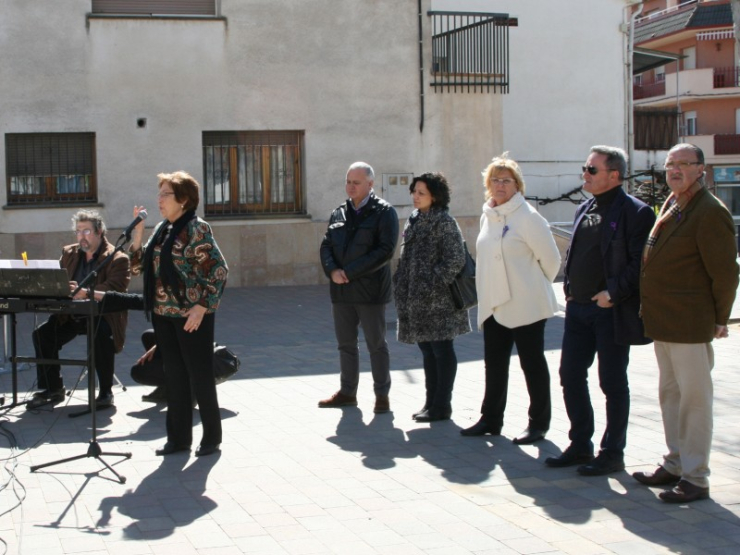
[582,165,615,176]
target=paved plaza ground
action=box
[1,283,739,555]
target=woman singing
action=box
[130,171,228,457]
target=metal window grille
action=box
[202,131,304,218]
[428,11,516,93]
[5,132,97,205]
[91,1,216,15]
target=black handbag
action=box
[213,344,241,385]
[449,242,477,310]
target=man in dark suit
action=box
[545,145,656,475]
[27,210,130,410]
[634,143,738,503]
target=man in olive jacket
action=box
[318,161,399,414]
[634,143,738,503]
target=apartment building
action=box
[632,0,740,221]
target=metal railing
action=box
[428,11,514,93]
[633,79,666,100]
[715,134,740,155]
[713,66,740,89]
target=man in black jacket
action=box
[319,162,399,414]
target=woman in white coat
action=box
[461,154,561,444]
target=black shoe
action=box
[460,420,501,437]
[412,406,429,419]
[577,451,625,476]
[26,388,66,410]
[142,386,167,403]
[414,408,451,422]
[545,446,594,468]
[95,392,115,409]
[195,443,221,457]
[155,442,191,456]
[512,428,547,445]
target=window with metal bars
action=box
[428,11,516,93]
[91,1,216,16]
[202,131,304,218]
[5,133,97,205]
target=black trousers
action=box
[130,330,164,387]
[559,301,630,455]
[32,315,115,394]
[417,340,457,414]
[481,316,551,431]
[153,313,221,447]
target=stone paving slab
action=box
[0,283,738,554]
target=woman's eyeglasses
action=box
[490,178,514,186]
[157,191,176,198]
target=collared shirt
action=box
[350,192,372,215]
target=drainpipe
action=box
[626,1,644,189]
[418,0,425,133]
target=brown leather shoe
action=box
[633,466,681,486]
[659,480,709,503]
[374,395,390,414]
[318,391,357,408]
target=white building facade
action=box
[435,0,634,224]
[1,0,512,286]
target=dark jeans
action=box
[482,316,551,431]
[332,303,391,396]
[153,313,222,447]
[32,315,115,394]
[559,301,630,455]
[417,340,457,415]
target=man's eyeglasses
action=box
[582,165,615,176]
[74,229,93,236]
[491,178,515,186]
[664,161,701,171]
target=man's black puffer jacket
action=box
[319,192,399,305]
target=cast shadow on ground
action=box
[327,408,499,482]
[326,408,415,470]
[497,444,740,553]
[97,451,220,540]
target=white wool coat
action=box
[475,192,561,330]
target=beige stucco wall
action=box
[1,0,504,287]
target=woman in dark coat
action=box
[393,172,471,422]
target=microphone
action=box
[120,209,148,241]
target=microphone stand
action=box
[30,233,133,484]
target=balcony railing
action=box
[715,134,740,155]
[634,79,666,100]
[714,67,740,89]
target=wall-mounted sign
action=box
[713,166,740,184]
